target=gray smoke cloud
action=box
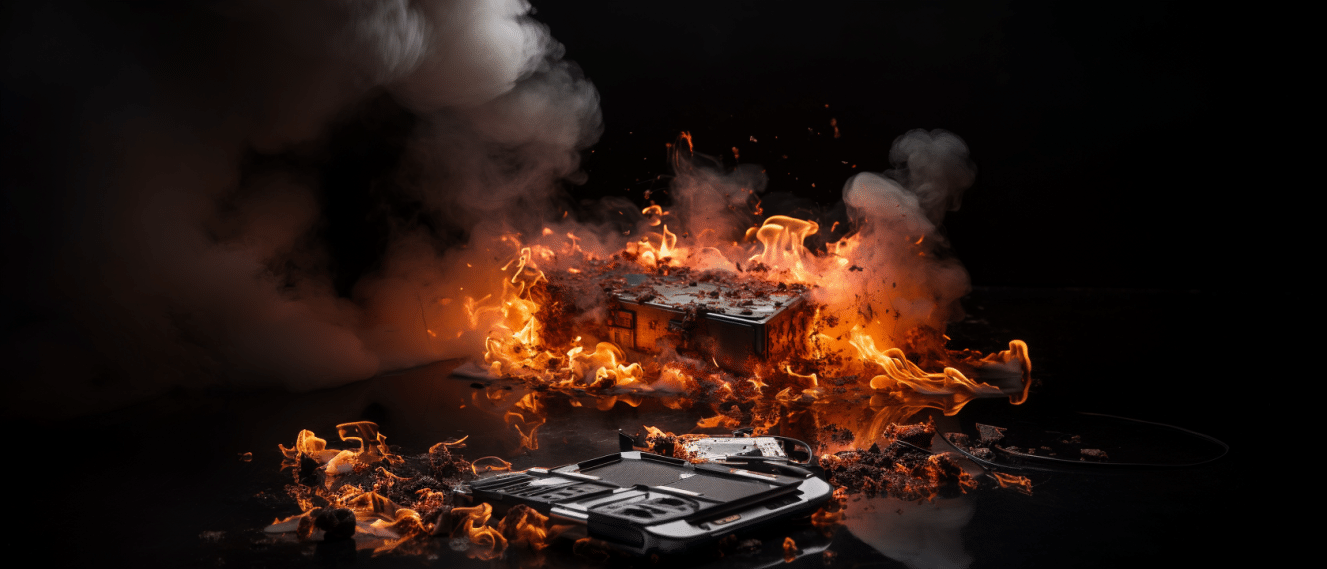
[885,129,976,225]
[839,129,977,341]
[0,0,600,418]
[669,157,768,248]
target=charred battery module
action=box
[605,274,814,373]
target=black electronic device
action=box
[460,435,832,555]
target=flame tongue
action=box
[752,215,820,278]
[451,503,508,559]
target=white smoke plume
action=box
[0,0,600,417]
[838,129,977,344]
[668,154,769,248]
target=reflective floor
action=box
[21,288,1240,568]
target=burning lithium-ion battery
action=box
[596,273,813,374]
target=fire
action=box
[504,393,545,450]
[628,218,683,270]
[751,215,821,278]
[444,133,1030,466]
[267,422,573,558]
[853,331,1030,417]
[811,487,849,532]
[280,421,403,475]
[459,211,1029,440]
[451,503,508,559]
[269,423,439,553]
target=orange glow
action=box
[751,215,820,278]
[992,472,1033,495]
[279,422,403,476]
[268,423,486,554]
[811,487,848,532]
[783,536,799,562]
[472,456,514,475]
[452,133,1031,459]
[451,503,508,560]
[267,420,588,558]
[497,504,572,551]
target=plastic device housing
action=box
[461,450,833,554]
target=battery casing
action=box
[608,278,813,372]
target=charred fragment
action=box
[817,424,855,451]
[820,421,975,501]
[883,418,936,448]
[1080,448,1109,461]
[976,424,1006,444]
[297,454,321,486]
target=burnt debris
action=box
[821,419,975,501]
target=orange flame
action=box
[751,215,820,278]
[992,472,1033,495]
[455,134,1031,458]
[451,503,508,560]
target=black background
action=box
[528,0,1244,449]
[533,0,1233,290]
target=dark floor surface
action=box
[13,287,1242,568]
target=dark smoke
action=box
[0,0,600,418]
